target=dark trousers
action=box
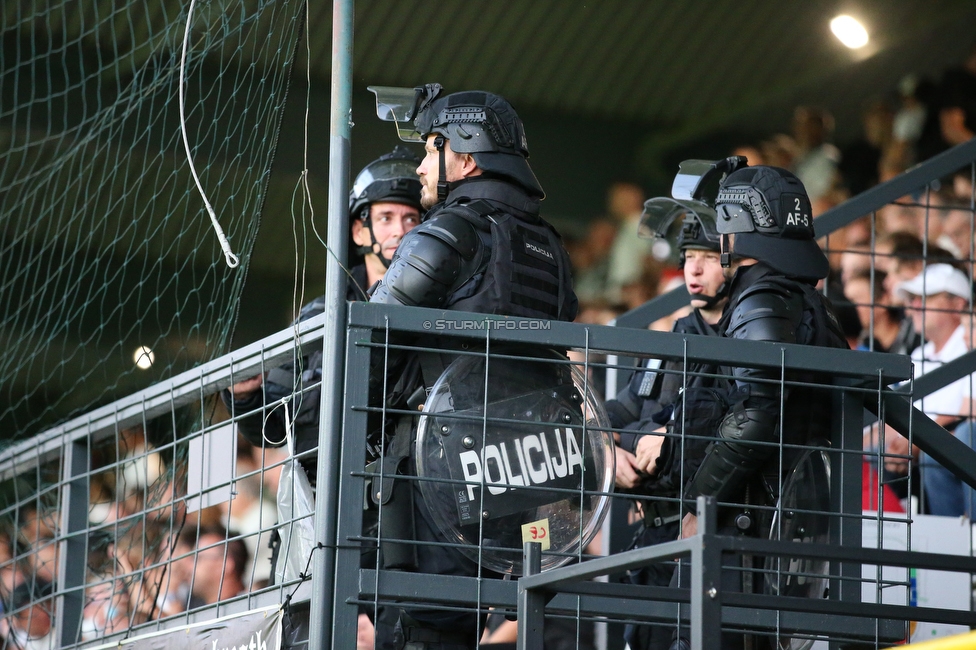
[373,477,495,650]
[623,522,680,650]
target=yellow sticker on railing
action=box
[521,518,551,551]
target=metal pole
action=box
[518,542,546,650]
[55,438,88,647]
[691,496,721,650]
[308,0,353,647]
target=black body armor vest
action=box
[443,199,575,321]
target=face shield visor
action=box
[671,156,749,203]
[639,197,719,242]
[368,84,443,142]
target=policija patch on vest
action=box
[433,385,597,526]
[521,236,555,263]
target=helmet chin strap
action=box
[695,279,729,310]
[373,241,392,269]
[434,135,449,203]
[357,209,393,269]
[720,233,732,268]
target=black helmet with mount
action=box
[369,84,544,202]
[714,165,829,280]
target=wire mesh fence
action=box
[336,303,924,650]
[1,289,975,649]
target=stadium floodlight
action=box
[830,15,868,49]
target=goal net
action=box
[0,0,306,443]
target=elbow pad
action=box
[686,407,778,504]
[370,212,484,307]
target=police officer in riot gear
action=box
[225,146,423,479]
[608,204,732,650]
[612,207,731,473]
[367,86,578,650]
[666,165,847,650]
[224,147,422,646]
[369,86,572,319]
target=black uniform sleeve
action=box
[369,211,486,308]
[220,297,326,449]
[606,368,649,429]
[607,362,665,453]
[686,287,803,504]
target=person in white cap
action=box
[889,263,975,516]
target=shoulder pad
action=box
[727,288,802,343]
[460,199,498,223]
[414,209,483,259]
[440,201,494,230]
[371,211,489,307]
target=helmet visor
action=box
[639,197,716,240]
[368,85,425,142]
[672,160,720,201]
[672,157,748,203]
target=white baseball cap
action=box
[896,263,972,301]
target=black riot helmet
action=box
[348,146,422,220]
[368,84,544,202]
[714,165,829,280]
[677,211,721,257]
[348,146,423,267]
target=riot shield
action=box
[415,349,614,575]
[764,448,832,650]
